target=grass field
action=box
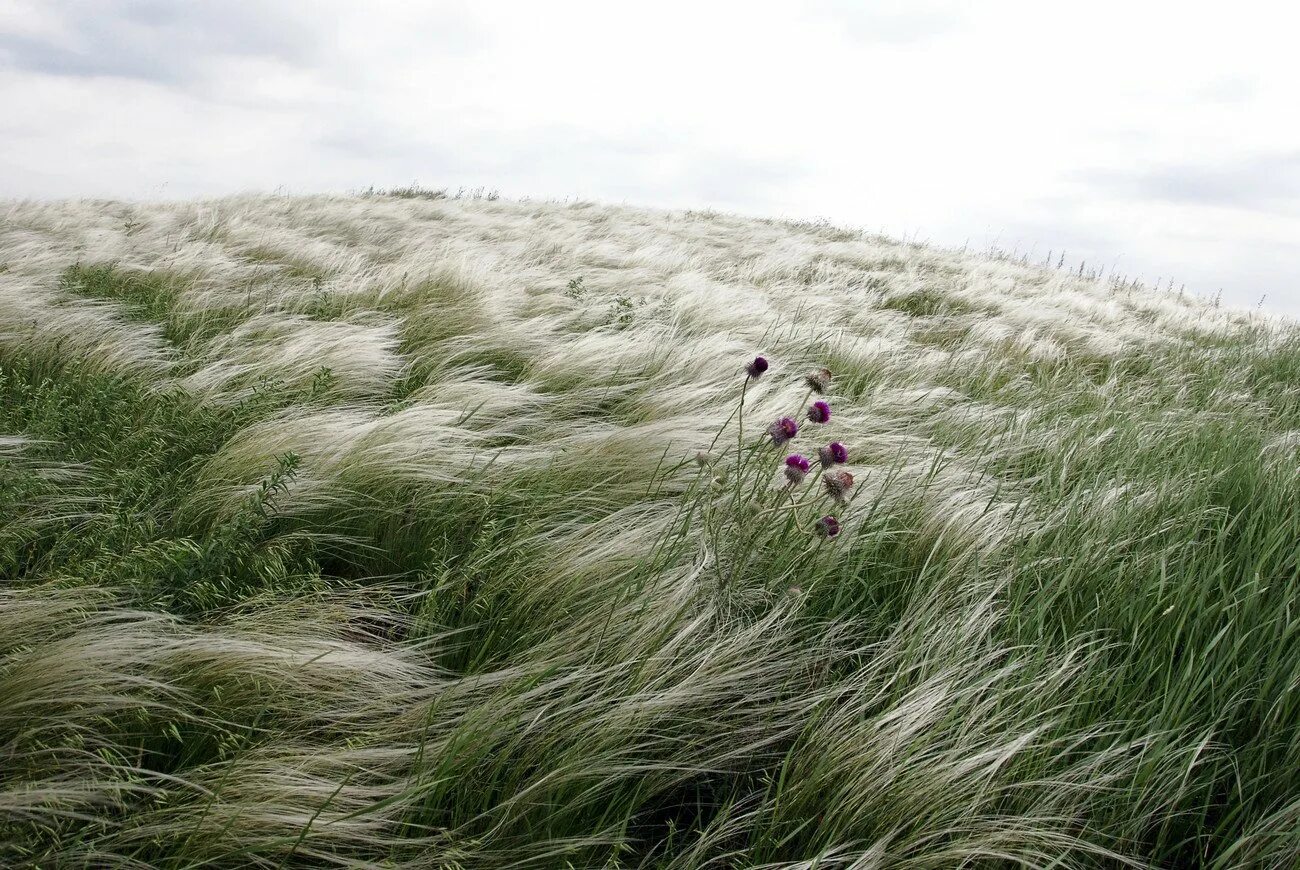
[1,191,1298,868]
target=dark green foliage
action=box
[0,356,324,614]
[61,263,246,348]
[879,286,981,317]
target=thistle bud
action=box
[807,400,832,424]
[823,469,854,503]
[804,367,832,394]
[745,355,770,379]
[815,515,842,538]
[817,441,848,467]
[784,453,811,485]
[768,416,799,446]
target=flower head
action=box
[818,441,848,468]
[815,515,841,538]
[807,400,832,424]
[804,367,833,394]
[745,355,770,379]
[768,416,799,446]
[823,469,855,503]
[784,453,811,484]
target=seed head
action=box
[784,453,811,484]
[768,416,799,446]
[745,355,770,378]
[815,515,841,538]
[804,367,833,394]
[823,469,854,503]
[817,441,848,467]
[807,400,832,424]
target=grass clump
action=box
[60,263,247,349]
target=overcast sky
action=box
[2,0,1297,312]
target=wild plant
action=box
[660,355,856,602]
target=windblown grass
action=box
[1,193,1297,867]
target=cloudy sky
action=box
[2,1,1297,312]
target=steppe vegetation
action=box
[1,191,1297,867]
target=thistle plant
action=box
[678,356,856,596]
[784,454,811,485]
[804,367,832,394]
[767,416,799,446]
[818,441,848,468]
[814,515,841,538]
[822,469,855,505]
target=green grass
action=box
[60,263,249,351]
[1,194,1298,868]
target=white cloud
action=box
[1,0,1296,311]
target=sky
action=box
[1,0,1297,312]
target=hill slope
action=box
[1,193,1298,868]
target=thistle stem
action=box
[735,376,749,503]
[754,494,819,517]
[796,387,814,419]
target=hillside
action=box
[1,192,1298,868]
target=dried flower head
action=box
[804,367,833,394]
[807,400,832,424]
[746,355,770,378]
[784,453,811,484]
[823,469,854,503]
[768,416,799,446]
[815,515,841,538]
[817,441,848,468]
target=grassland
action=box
[1,192,1297,868]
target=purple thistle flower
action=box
[815,515,841,538]
[818,441,849,467]
[784,453,811,485]
[807,400,832,424]
[768,416,798,446]
[745,355,770,378]
[823,469,854,504]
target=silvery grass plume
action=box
[0,191,1296,869]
